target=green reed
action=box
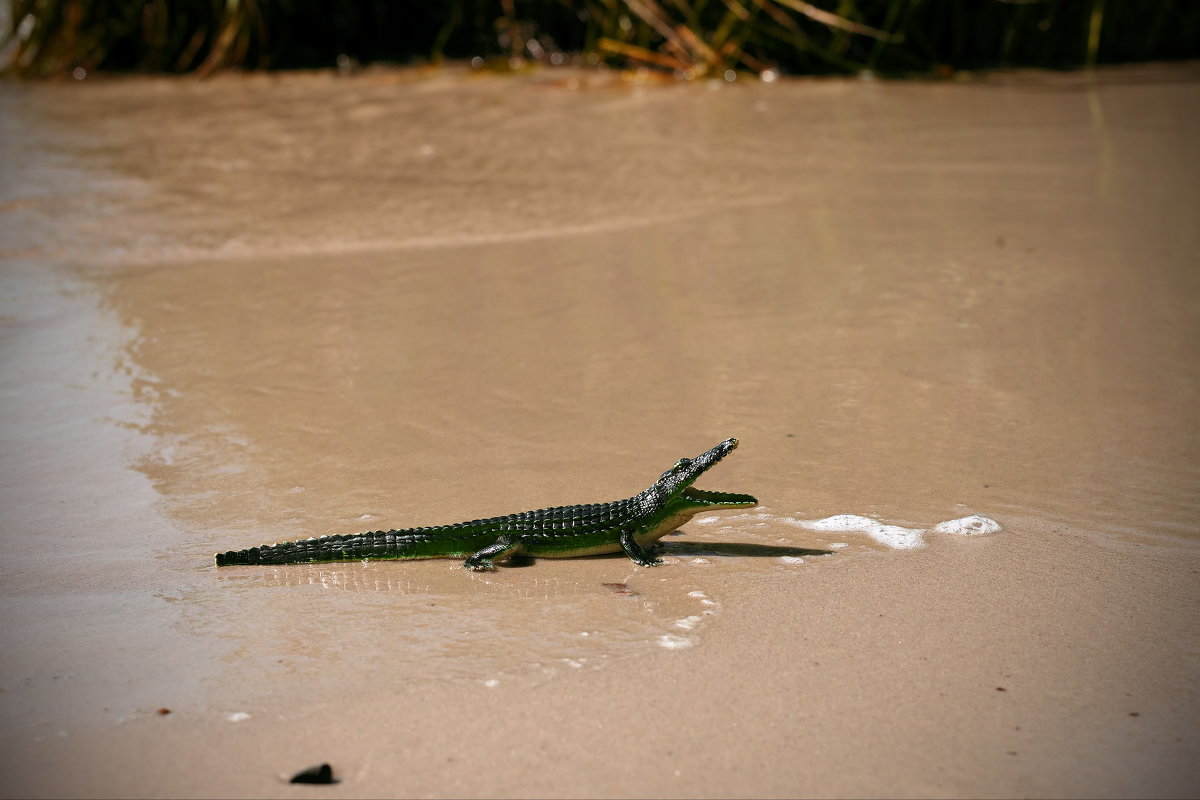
[3,1,1197,78]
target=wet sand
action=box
[1,63,1198,797]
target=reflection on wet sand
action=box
[215,560,646,596]
[197,555,733,682]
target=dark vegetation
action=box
[3,0,1197,79]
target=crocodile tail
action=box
[214,547,264,566]
[214,531,421,566]
[215,536,354,566]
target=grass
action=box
[3,0,1197,79]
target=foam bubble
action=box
[930,515,1002,536]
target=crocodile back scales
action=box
[214,498,644,566]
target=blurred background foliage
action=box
[2,0,1197,79]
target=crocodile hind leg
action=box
[620,529,664,567]
[464,535,524,571]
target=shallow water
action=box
[1,63,1198,797]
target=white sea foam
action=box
[729,513,1003,551]
[657,634,695,649]
[757,512,1001,550]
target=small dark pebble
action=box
[291,764,335,785]
[996,687,1006,692]
[157,708,171,715]
[1129,712,1140,717]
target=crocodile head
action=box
[639,438,758,517]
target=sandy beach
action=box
[1,63,1198,798]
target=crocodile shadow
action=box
[560,540,835,562]
[662,541,835,559]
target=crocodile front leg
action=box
[620,528,663,567]
[464,535,524,571]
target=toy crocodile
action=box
[215,438,756,570]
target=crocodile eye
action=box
[674,458,691,470]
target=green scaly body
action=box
[214,438,756,571]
